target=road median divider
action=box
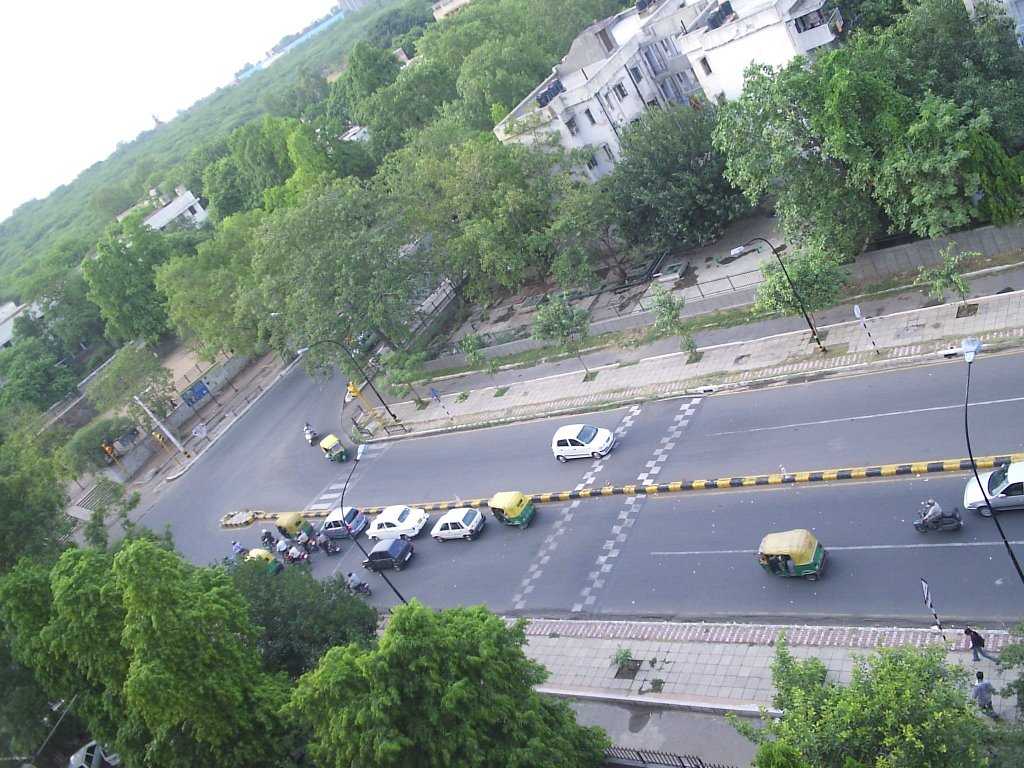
[220,452,1024,528]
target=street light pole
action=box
[305,338,401,423]
[337,445,408,604]
[961,337,1024,587]
[732,237,827,353]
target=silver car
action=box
[963,462,1024,517]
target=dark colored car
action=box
[363,538,414,572]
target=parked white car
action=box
[551,423,615,462]
[964,461,1024,516]
[367,505,428,540]
[431,507,486,541]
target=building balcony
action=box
[793,8,843,52]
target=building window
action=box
[584,108,596,125]
[795,9,827,32]
[660,77,681,103]
[642,45,667,75]
[699,57,712,75]
[629,65,643,83]
[187,205,197,215]
[613,82,628,101]
[596,27,616,53]
[659,37,680,57]
[586,154,599,170]
[565,117,579,136]
[602,144,615,162]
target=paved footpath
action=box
[520,618,1019,720]
[375,289,1024,438]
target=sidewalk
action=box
[369,289,1024,438]
[520,618,1019,720]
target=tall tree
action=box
[229,563,377,679]
[287,602,610,768]
[734,636,988,767]
[156,210,265,358]
[532,293,592,374]
[612,105,751,251]
[0,428,69,573]
[83,216,175,343]
[85,345,176,423]
[0,337,78,410]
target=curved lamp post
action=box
[961,336,1024,587]
[731,237,827,353]
[337,444,408,604]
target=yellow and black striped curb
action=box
[220,452,1024,528]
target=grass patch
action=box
[583,370,599,382]
[687,351,703,364]
[494,386,509,397]
[456,392,469,403]
[617,360,640,368]
[414,398,428,411]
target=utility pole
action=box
[133,395,189,457]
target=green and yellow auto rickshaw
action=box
[757,529,827,581]
[276,512,316,542]
[319,434,349,463]
[488,491,536,529]
[244,547,284,575]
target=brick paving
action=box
[517,618,1019,719]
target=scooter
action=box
[261,530,279,550]
[348,581,372,597]
[913,502,964,533]
[319,538,342,556]
[303,422,319,446]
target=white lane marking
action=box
[308,502,333,511]
[319,492,343,500]
[706,396,1024,437]
[652,540,1024,556]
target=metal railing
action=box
[636,267,764,310]
[604,746,736,768]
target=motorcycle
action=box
[284,547,309,565]
[303,422,319,446]
[348,581,372,597]
[261,530,279,550]
[913,501,963,533]
[318,537,342,556]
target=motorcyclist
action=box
[275,538,289,557]
[261,529,276,549]
[303,422,316,443]
[921,499,944,526]
[297,528,312,552]
[346,571,367,592]
[231,541,247,559]
[316,531,331,553]
[287,544,305,564]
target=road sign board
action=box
[853,304,862,320]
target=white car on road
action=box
[551,424,615,462]
[367,505,429,540]
[431,507,486,541]
[964,461,1024,516]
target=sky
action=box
[0,0,338,222]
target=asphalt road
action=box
[141,350,1024,622]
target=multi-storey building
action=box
[494,0,843,177]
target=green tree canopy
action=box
[0,336,78,410]
[612,105,751,250]
[532,293,591,373]
[229,562,377,679]
[753,242,848,316]
[0,428,69,573]
[83,216,178,343]
[156,209,266,358]
[287,602,610,768]
[735,636,988,767]
[85,344,176,422]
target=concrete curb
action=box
[165,355,303,483]
[367,305,1024,444]
[536,685,777,719]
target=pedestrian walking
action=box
[964,627,999,662]
[971,671,997,717]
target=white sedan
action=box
[367,505,429,541]
[964,461,1024,516]
[551,423,615,462]
[431,508,486,541]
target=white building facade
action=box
[494,0,842,176]
[494,0,707,180]
[680,0,843,101]
[142,187,209,231]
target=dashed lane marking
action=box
[652,540,1024,556]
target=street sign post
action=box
[920,577,949,645]
[853,304,880,355]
